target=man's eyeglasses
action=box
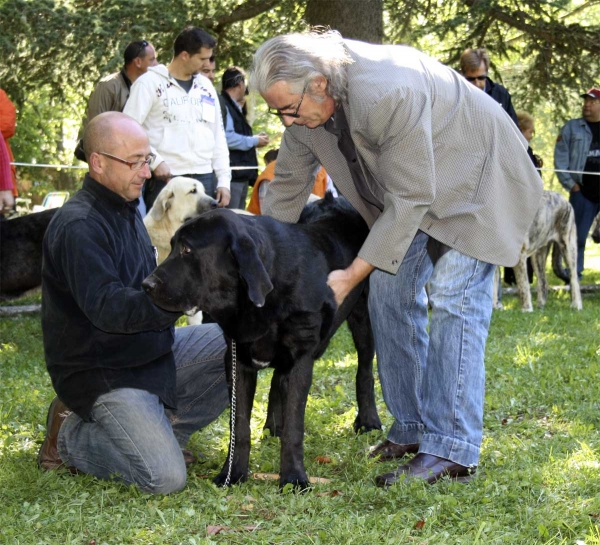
[465,75,488,82]
[98,151,156,171]
[268,84,308,119]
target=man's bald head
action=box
[83,112,147,162]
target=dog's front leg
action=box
[514,254,533,312]
[346,292,381,433]
[213,361,257,487]
[279,356,314,491]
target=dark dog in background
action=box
[1,209,58,298]
[143,194,381,489]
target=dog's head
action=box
[147,177,218,227]
[142,209,273,317]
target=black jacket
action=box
[41,175,181,420]
[220,91,258,185]
[486,77,518,126]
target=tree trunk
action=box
[304,0,383,44]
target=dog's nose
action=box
[142,277,157,293]
[210,199,218,209]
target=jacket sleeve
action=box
[208,84,232,190]
[52,218,179,334]
[554,121,576,191]
[225,108,259,150]
[123,79,165,169]
[355,87,435,274]
[0,136,14,191]
[0,89,16,140]
[262,128,321,222]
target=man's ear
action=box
[88,152,103,175]
[312,75,329,96]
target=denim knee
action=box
[136,461,187,495]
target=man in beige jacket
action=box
[251,31,543,486]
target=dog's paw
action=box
[279,473,311,492]
[213,469,248,487]
[353,414,383,434]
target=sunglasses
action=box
[465,75,488,82]
[267,83,308,120]
[134,40,149,59]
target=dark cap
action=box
[581,87,600,100]
[222,66,246,91]
[123,40,150,65]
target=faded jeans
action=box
[57,324,229,494]
[369,231,495,467]
[569,189,600,276]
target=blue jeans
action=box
[184,173,217,199]
[569,190,600,276]
[369,231,495,467]
[57,324,229,494]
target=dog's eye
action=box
[189,187,197,194]
[180,245,192,256]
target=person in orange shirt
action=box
[0,88,18,208]
[247,148,335,214]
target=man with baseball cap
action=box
[555,87,600,278]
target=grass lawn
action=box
[1,244,599,545]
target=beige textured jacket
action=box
[263,40,543,273]
[79,70,131,135]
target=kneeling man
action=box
[38,111,229,494]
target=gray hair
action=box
[250,30,354,105]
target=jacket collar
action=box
[83,173,140,214]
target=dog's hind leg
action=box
[264,369,285,437]
[346,288,382,433]
[532,245,550,309]
[213,351,257,487]
[563,216,583,310]
[514,253,533,312]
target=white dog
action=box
[144,177,218,264]
[493,191,582,312]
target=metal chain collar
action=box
[223,339,237,488]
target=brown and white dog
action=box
[493,191,582,312]
[143,176,219,264]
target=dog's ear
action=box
[230,236,273,307]
[149,190,173,221]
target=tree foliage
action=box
[0,0,598,194]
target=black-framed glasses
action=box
[267,84,308,119]
[465,75,488,82]
[98,151,156,171]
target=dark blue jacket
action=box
[486,77,518,126]
[41,175,181,420]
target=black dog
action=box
[1,209,58,298]
[143,194,381,489]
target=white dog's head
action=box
[147,176,218,227]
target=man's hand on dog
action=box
[327,257,374,306]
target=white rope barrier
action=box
[10,162,260,171]
[10,161,599,176]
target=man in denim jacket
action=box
[555,88,600,277]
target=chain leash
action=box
[223,339,237,487]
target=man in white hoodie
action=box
[124,26,231,209]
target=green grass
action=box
[1,245,599,545]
